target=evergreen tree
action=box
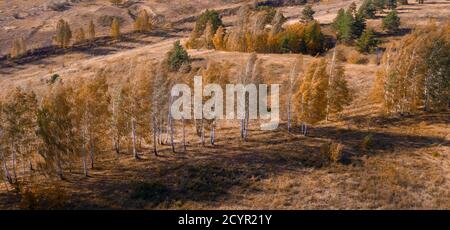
[373,0,387,10]
[166,41,190,72]
[359,0,377,19]
[300,5,315,23]
[386,0,397,9]
[332,9,355,44]
[303,20,324,55]
[382,10,400,33]
[356,28,379,53]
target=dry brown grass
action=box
[0,0,449,210]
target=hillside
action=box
[0,0,449,209]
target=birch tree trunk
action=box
[11,143,16,183]
[287,99,291,132]
[201,119,205,146]
[168,96,175,152]
[152,116,158,156]
[131,118,139,159]
[56,156,63,180]
[2,155,12,184]
[89,141,95,169]
[82,143,88,177]
[210,121,215,146]
[326,48,337,122]
[182,116,186,152]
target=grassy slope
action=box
[0,0,449,209]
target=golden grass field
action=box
[0,0,449,209]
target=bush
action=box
[47,74,60,85]
[347,50,369,64]
[361,133,374,150]
[19,184,68,210]
[320,142,346,163]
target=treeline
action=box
[186,6,326,55]
[372,23,449,113]
[8,9,153,59]
[186,1,408,55]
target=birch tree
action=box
[37,82,76,180]
[73,73,111,175]
[287,55,304,132]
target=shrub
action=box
[347,50,369,64]
[19,184,68,210]
[361,133,374,150]
[320,142,346,163]
[47,74,60,85]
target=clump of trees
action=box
[293,49,353,132]
[54,19,72,48]
[332,4,366,44]
[359,0,377,19]
[134,10,153,33]
[188,5,325,55]
[373,23,449,113]
[186,9,224,49]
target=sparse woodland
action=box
[0,0,449,210]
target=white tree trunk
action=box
[131,118,138,159]
[10,143,16,182]
[82,143,88,177]
[182,116,186,152]
[2,155,12,184]
[287,99,291,132]
[152,116,158,156]
[89,141,95,169]
[201,119,205,146]
[210,121,215,146]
